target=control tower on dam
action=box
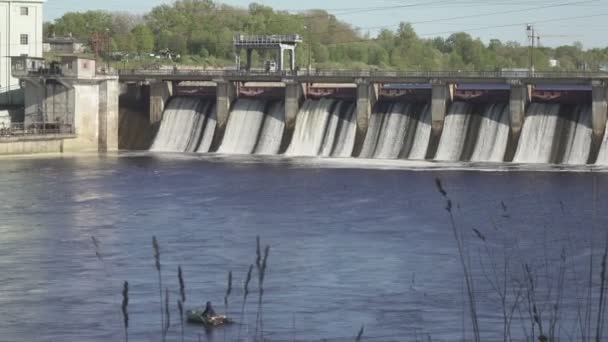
[1,56,119,155]
[119,69,608,164]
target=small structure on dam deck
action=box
[1,56,119,155]
[233,34,302,71]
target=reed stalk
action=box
[237,264,254,341]
[177,300,184,342]
[256,245,270,341]
[121,281,129,342]
[435,178,480,342]
[152,236,165,342]
[178,265,186,303]
[355,324,364,341]
[164,288,170,338]
[224,270,232,342]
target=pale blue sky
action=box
[44,0,608,48]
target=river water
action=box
[1,153,607,342]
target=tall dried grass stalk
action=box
[178,265,186,303]
[355,325,365,341]
[177,300,184,342]
[152,236,165,341]
[435,178,480,342]
[122,281,129,342]
[164,288,170,338]
[237,264,254,341]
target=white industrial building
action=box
[0,0,44,105]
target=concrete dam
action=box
[119,72,608,165]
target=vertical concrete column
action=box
[98,77,119,152]
[509,83,529,138]
[505,81,530,161]
[592,81,607,140]
[591,81,608,162]
[64,83,101,152]
[216,79,236,131]
[431,82,451,135]
[284,80,304,130]
[149,81,172,124]
[354,80,378,155]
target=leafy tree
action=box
[132,25,154,54]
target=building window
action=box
[20,7,28,16]
[20,34,28,45]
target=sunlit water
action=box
[1,153,607,342]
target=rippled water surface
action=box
[0,153,607,342]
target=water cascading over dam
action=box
[150,97,216,152]
[286,98,356,157]
[359,102,431,160]
[435,102,510,162]
[513,103,592,164]
[218,99,285,155]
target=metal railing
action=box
[118,68,608,80]
[233,34,303,44]
[0,122,74,137]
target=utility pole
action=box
[526,24,539,75]
[304,25,311,73]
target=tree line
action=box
[43,0,608,71]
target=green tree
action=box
[132,24,154,54]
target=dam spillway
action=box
[135,78,608,166]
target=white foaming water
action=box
[408,104,432,160]
[197,105,217,153]
[218,99,266,154]
[561,105,592,165]
[435,102,475,161]
[513,103,561,163]
[358,102,387,158]
[470,103,510,162]
[320,101,344,157]
[286,98,334,156]
[597,121,608,165]
[150,97,210,152]
[360,102,428,159]
[255,101,285,155]
[374,102,410,159]
[331,102,357,158]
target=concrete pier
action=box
[284,81,304,130]
[591,81,608,162]
[431,83,451,134]
[216,80,237,131]
[428,83,452,158]
[504,82,530,161]
[149,81,173,124]
[355,80,377,152]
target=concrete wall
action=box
[0,134,74,155]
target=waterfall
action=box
[560,105,592,165]
[514,103,591,164]
[150,97,213,152]
[286,98,356,157]
[359,101,429,160]
[597,123,608,165]
[470,103,510,162]
[435,102,479,161]
[196,104,217,153]
[255,101,285,155]
[218,99,266,154]
[513,103,561,163]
